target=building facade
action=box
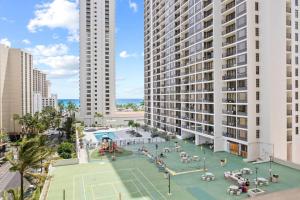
[42,94,58,110]
[79,0,116,125]
[0,45,33,133]
[144,0,300,164]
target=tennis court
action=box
[46,158,196,200]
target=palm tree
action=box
[2,187,21,200]
[5,136,50,200]
[94,112,103,126]
[58,102,65,116]
[66,101,78,119]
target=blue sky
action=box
[0,0,144,99]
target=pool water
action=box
[94,132,116,141]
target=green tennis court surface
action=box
[47,140,300,200]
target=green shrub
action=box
[57,142,74,159]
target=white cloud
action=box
[27,43,78,79]
[0,17,14,23]
[120,50,137,58]
[27,0,79,42]
[27,43,68,57]
[129,0,138,12]
[0,38,11,47]
[22,39,31,45]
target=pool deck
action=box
[249,188,300,200]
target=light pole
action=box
[203,149,206,171]
[168,172,171,196]
[255,167,258,189]
[269,155,273,181]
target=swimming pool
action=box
[94,132,116,141]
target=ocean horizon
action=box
[58,98,143,107]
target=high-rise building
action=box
[33,69,48,98]
[79,0,116,125]
[0,45,33,133]
[144,0,300,164]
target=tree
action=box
[2,188,21,200]
[5,136,50,200]
[66,101,78,119]
[58,102,65,116]
[57,142,74,159]
[128,120,134,129]
[0,131,9,144]
[94,112,103,126]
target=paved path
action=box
[76,130,88,164]
[249,188,300,200]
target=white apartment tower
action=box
[144,0,300,164]
[79,0,116,125]
[0,45,33,133]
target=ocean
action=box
[58,99,143,107]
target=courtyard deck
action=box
[46,140,300,200]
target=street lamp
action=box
[255,167,258,189]
[168,172,171,196]
[269,155,273,181]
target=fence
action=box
[87,137,166,150]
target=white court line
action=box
[90,180,134,188]
[72,168,134,179]
[136,168,168,200]
[130,170,155,200]
[82,176,87,200]
[130,179,148,200]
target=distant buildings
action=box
[144,0,300,164]
[0,44,58,133]
[79,0,116,125]
[33,69,58,112]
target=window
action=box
[256,79,260,87]
[255,2,259,11]
[256,130,260,138]
[296,45,299,53]
[256,92,260,100]
[256,66,259,75]
[296,80,298,88]
[296,115,299,123]
[296,127,299,135]
[255,28,259,36]
[256,117,260,126]
[296,92,299,100]
[296,103,299,111]
[256,53,260,62]
[256,104,260,113]
[256,40,259,49]
[255,15,259,24]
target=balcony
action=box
[237,123,247,129]
[222,74,236,80]
[222,63,236,69]
[221,1,235,13]
[222,87,236,91]
[237,72,247,78]
[222,121,236,127]
[222,110,236,115]
[222,98,235,103]
[237,86,247,91]
[223,132,236,139]
[236,111,247,116]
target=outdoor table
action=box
[192,155,200,161]
[181,156,189,163]
[175,146,181,152]
[164,147,170,153]
[241,167,252,174]
[255,177,269,186]
[227,185,241,195]
[180,152,187,157]
[201,172,215,181]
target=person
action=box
[160,152,164,158]
[220,159,225,167]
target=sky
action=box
[0,0,144,99]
